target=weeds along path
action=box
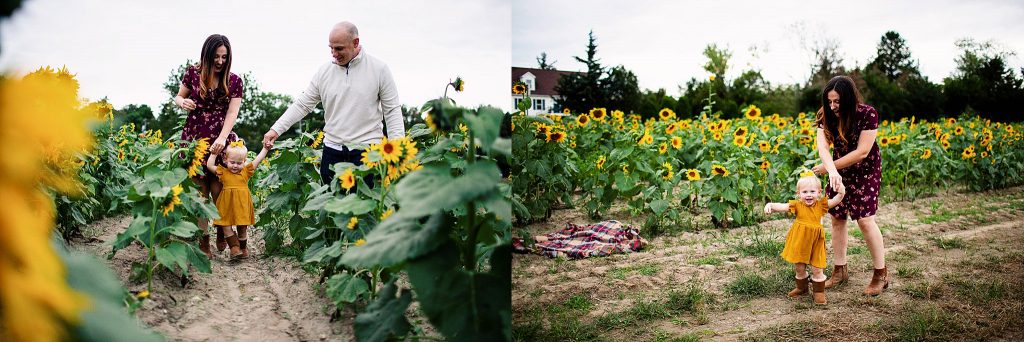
[75,216,351,341]
[512,187,1024,341]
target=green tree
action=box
[114,103,156,130]
[555,30,606,113]
[866,31,919,82]
[943,38,1024,121]
[602,65,641,114]
[536,52,556,70]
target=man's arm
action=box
[379,64,404,139]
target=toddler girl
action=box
[205,141,268,259]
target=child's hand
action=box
[836,182,846,194]
[763,203,772,215]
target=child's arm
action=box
[205,151,218,173]
[763,202,791,215]
[250,146,270,168]
[827,182,847,208]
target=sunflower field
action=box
[2,66,512,341]
[512,104,1024,235]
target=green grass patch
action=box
[740,319,818,341]
[692,255,723,266]
[902,280,944,299]
[921,205,985,224]
[726,273,774,299]
[889,305,963,341]
[848,245,866,255]
[945,275,1006,305]
[929,236,967,249]
[733,228,784,259]
[609,263,661,280]
[896,265,923,278]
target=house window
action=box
[533,98,546,111]
[525,79,535,91]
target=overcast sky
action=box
[1,0,511,112]
[513,0,1024,94]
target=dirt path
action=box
[75,216,352,341]
[513,187,1024,341]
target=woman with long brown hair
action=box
[173,34,244,258]
[811,75,889,296]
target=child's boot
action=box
[198,234,213,259]
[216,228,226,252]
[823,264,848,289]
[811,279,827,304]
[864,267,889,296]
[787,276,809,298]
[237,226,249,259]
[225,233,242,260]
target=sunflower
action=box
[799,136,813,145]
[611,110,625,120]
[920,149,932,159]
[339,168,356,191]
[547,131,566,143]
[981,151,989,158]
[666,122,678,135]
[662,162,674,180]
[354,239,366,247]
[799,128,811,136]
[776,120,787,129]
[659,143,669,154]
[671,136,683,149]
[590,108,607,121]
[941,140,951,149]
[712,132,724,141]
[745,106,761,119]
[879,136,890,147]
[732,135,746,147]
[378,137,402,164]
[758,141,770,152]
[759,124,770,133]
[347,217,358,229]
[961,146,976,159]
[712,164,730,177]
[659,108,675,121]
[685,169,700,181]
[759,160,770,172]
[563,108,571,115]
[309,132,324,148]
[536,124,550,136]
[596,156,607,169]
[622,164,629,174]
[512,83,526,94]
[709,75,716,81]
[187,138,210,177]
[576,114,590,127]
[380,208,394,220]
[954,126,964,135]
[638,132,654,146]
[162,184,184,216]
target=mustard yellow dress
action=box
[780,198,828,269]
[213,163,256,226]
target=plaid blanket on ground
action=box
[516,220,647,259]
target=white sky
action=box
[0,0,511,112]
[513,0,1024,95]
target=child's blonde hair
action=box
[796,176,822,192]
[224,144,248,160]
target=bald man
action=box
[263,21,404,184]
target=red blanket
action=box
[515,220,647,259]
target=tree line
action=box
[552,30,1024,122]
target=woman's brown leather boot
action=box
[216,228,226,252]
[864,267,889,296]
[823,264,848,289]
[788,276,809,298]
[225,234,242,260]
[811,279,827,304]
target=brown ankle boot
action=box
[811,279,827,304]
[238,239,249,259]
[225,234,242,260]
[823,264,848,289]
[216,228,227,252]
[198,234,213,259]
[788,276,809,298]
[864,267,889,296]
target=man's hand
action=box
[263,129,279,149]
[812,164,825,175]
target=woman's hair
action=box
[796,176,822,193]
[224,144,248,161]
[815,75,862,145]
[198,34,232,100]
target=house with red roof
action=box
[512,67,578,116]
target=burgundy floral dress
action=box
[180,65,244,179]
[824,103,882,220]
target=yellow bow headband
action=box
[229,140,245,148]
[799,169,815,178]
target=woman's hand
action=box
[827,170,843,191]
[178,97,196,111]
[812,164,825,175]
[763,203,772,215]
[210,137,227,155]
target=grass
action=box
[725,273,774,299]
[692,255,723,266]
[888,305,964,341]
[609,263,661,280]
[929,236,967,249]
[902,280,944,299]
[896,265,923,278]
[945,275,1007,305]
[740,319,818,341]
[733,228,784,259]
[666,283,714,324]
[920,205,985,224]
